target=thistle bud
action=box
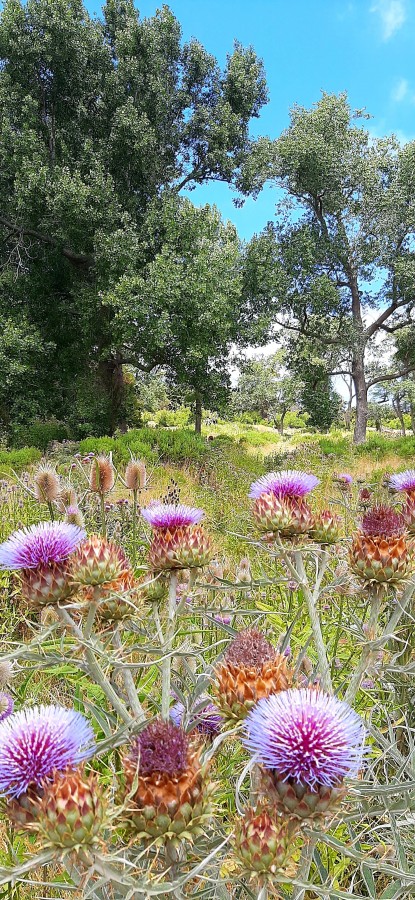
[214,629,293,720]
[235,557,252,584]
[89,456,115,494]
[125,458,147,492]
[34,466,60,504]
[36,767,105,848]
[234,805,299,876]
[0,660,14,687]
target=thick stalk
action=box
[293,551,333,693]
[132,488,138,567]
[56,606,132,724]
[112,628,145,721]
[161,571,178,720]
[257,886,268,900]
[345,585,383,705]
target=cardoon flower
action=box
[244,689,365,789]
[122,719,213,842]
[389,470,415,494]
[170,698,222,738]
[0,522,85,571]
[214,629,292,720]
[249,471,317,537]
[249,471,319,500]
[141,503,204,529]
[0,705,95,797]
[335,473,353,486]
[350,505,414,584]
[141,503,212,570]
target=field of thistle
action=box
[0,425,414,899]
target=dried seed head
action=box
[125,458,147,492]
[89,457,115,494]
[34,467,60,504]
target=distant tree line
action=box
[1,0,415,442]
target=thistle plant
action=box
[0,459,414,899]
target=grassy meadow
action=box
[1,422,415,897]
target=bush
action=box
[0,447,41,473]
[80,427,209,467]
[318,435,351,457]
[11,419,72,452]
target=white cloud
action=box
[370,0,407,40]
[391,77,409,101]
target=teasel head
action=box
[89,456,115,495]
[35,766,105,849]
[33,466,60,504]
[125,458,147,492]
[66,505,85,528]
[310,510,342,544]
[70,535,130,586]
[234,804,300,878]
[244,688,365,821]
[235,557,252,584]
[142,503,212,570]
[249,471,318,537]
[121,719,214,844]
[58,483,78,511]
[0,521,85,607]
[349,505,414,584]
[0,660,14,688]
[214,629,293,721]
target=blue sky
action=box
[83,0,415,240]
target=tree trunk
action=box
[99,353,126,434]
[393,399,406,436]
[410,402,415,436]
[195,395,202,434]
[278,408,287,436]
[352,351,368,445]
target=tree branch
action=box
[364,298,411,339]
[0,216,94,268]
[367,365,415,388]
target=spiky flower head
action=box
[234,805,299,876]
[335,473,353,486]
[361,506,405,538]
[141,503,204,529]
[244,688,365,788]
[0,522,85,570]
[0,660,14,687]
[0,694,13,722]
[249,471,319,500]
[389,470,415,494]
[66,505,85,528]
[358,488,372,506]
[130,720,188,777]
[310,510,342,544]
[34,466,60,503]
[125,458,147,492]
[89,456,115,494]
[0,705,95,797]
[225,629,276,669]
[36,766,104,849]
[70,535,129,586]
[170,698,222,738]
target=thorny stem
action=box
[292,834,317,900]
[56,606,132,724]
[292,550,333,694]
[161,570,178,720]
[112,627,145,721]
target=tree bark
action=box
[99,353,126,434]
[352,350,368,444]
[393,398,406,436]
[195,395,202,434]
[410,402,415,436]
[278,408,287,435]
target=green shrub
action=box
[318,435,351,457]
[0,447,41,473]
[11,419,72,452]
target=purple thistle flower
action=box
[0,522,85,571]
[141,503,204,529]
[389,470,415,493]
[0,693,14,723]
[170,698,222,737]
[335,473,353,485]
[243,688,365,788]
[249,471,319,500]
[133,720,188,776]
[361,505,405,538]
[0,705,95,797]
